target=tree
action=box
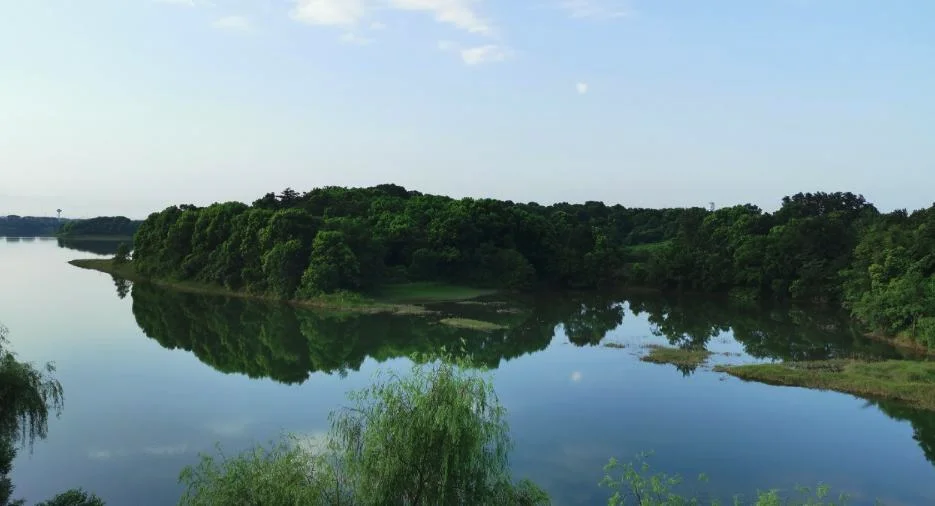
[113,243,130,264]
[0,325,104,506]
[298,231,360,296]
[179,356,549,505]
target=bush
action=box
[179,355,549,505]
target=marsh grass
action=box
[641,345,712,368]
[715,359,935,411]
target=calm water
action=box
[2,238,935,505]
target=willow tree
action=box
[0,325,103,506]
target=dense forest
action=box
[131,185,934,347]
[58,216,141,237]
[0,216,67,237]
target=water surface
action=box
[2,239,934,505]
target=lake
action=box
[3,237,934,505]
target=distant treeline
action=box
[0,215,67,237]
[132,185,934,347]
[58,216,141,237]
[0,215,141,238]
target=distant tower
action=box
[708,202,715,212]
[56,209,62,220]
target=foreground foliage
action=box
[179,355,550,505]
[0,325,104,506]
[715,359,935,411]
[602,453,849,505]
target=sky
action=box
[1,0,933,219]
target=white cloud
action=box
[460,44,508,65]
[570,371,583,382]
[559,0,629,20]
[387,0,493,35]
[213,15,252,31]
[341,31,374,45]
[576,82,589,94]
[370,21,387,30]
[291,0,369,26]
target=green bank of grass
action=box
[68,259,430,315]
[439,318,507,332]
[715,359,935,411]
[641,345,712,368]
[372,282,497,304]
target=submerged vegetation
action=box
[715,359,935,412]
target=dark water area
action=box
[2,239,934,505]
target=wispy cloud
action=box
[570,371,583,382]
[576,82,589,94]
[213,15,252,31]
[559,0,629,20]
[388,0,494,36]
[461,44,508,65]
[369,21,388,30]
[341,31,374,45]
[291,0,369,26]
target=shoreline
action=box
[68,259,441,315]
[715,359,935,412]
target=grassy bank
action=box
[715,359,935,411]
[68,259,433,315]
[641,345,712,368]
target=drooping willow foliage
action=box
[0,325,103,506]
[0,325,64,451]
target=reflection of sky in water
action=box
[2,240,935,506]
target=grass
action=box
[438,318,507,332]
[68,259,431,315]
[640,345,712,368]
[714,359,935,411]
[372,282,497,304]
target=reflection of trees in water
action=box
[624,292,906,361]
[129,283,557,385]
[129,284,913,386]
[869,400,935,467]
[57,238,123,256]
[126,285,935,469]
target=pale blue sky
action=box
[2,0,933,218]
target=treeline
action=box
[645,192,935,347]
[58,216,140,237]
[0,215,67,237]
[133,184,691,296]
[131,185,934,347]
